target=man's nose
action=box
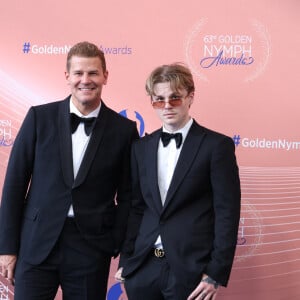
[81,73,91,83]
[164,101,173,108]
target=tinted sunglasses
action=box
[151,95,185,109]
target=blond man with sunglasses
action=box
[116,63,241,300]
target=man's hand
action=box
[187,274,219,300]
[0,255,17,285]
[114,267,125,283]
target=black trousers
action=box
[14,218,111,300]
[124,252,191,300]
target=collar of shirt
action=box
[69,99,101,118]
[161,118,193,148]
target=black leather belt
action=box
[153,248,165,258]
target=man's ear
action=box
[65,71,70,83]
[188,92,194,106]
[103,70,109,85]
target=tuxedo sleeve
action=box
[0,107,36,254]
[112,123,140,257]
[118,141,146,266]
[205,136,241,286]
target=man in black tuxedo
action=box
[115,63,241,300]
[0,41,139,300]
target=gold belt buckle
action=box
[154,248,165,258]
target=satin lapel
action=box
[162,123,206,211]
[58,98,74,187]
[146,130,163,213]
[73,103,108,188]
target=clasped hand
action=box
[0,255,17,285]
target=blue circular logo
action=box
[107,282,124,300]
[119,109,145,137]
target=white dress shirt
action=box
[67,100,101,217]
[154,118,193,248]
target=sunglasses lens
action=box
[152,101,165,108]
[169,99,182,106]
[152,99,183,109]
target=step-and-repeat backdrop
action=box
[0,0,299,299]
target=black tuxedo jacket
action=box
[0,96,139,264]
[120,121,241,288]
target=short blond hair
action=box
[145,63,195,96]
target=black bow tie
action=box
[70,113,96,136]
[161,132,183,148]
